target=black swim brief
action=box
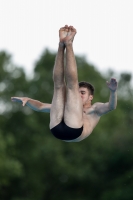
[50,119,83,140]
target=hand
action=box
[106,78,118,92]
[11,97,29,106]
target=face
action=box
[79,87,93,105]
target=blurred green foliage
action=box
[0,49,133,200]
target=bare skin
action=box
[11,25,118,142]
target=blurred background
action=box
[0,0,133,200]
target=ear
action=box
[89,95,93,101]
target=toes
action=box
[68,25,72,28]
[59,27,64,31]
[72,27,77,32]
[59,27,65,32]
[60,25,68,30]
[64,25,69,30]
[68,25,72,30]
[60,25,76,33]
[68,26,77,33]
[65,28,69,32]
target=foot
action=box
[59,25,77,46]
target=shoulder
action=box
[89,102,104,115]
[93,102,104,107]
[85,103,102,114]
[91,102,104,109]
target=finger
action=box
[11,97,22,102]
[15,100,22,102]
[11,97,20,100]
[106,81,109,86]
[11,97,15,101]
[111,78,116,82]
[115,81,118,86]
[11,97,17,100]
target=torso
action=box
[64,103,101,142]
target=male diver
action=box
[11,25,118,142]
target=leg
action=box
[50,26,69,129]
[64,26,83,128]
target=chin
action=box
[83,100,88,105]
[82,101,86,105]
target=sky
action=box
[0,0,133,78]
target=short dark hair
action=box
[79,81,94,95]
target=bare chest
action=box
[82,107,100,128]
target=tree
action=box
[0,49,133,200]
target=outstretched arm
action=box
[95,78,118,116]
[11,97,51,113]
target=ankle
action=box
[59,42,65,49]
[65,43,73,49]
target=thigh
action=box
[50,85,66,129]
[64,85,83,128]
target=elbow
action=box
[110,105,117,111]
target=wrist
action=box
[110,89,117,93]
